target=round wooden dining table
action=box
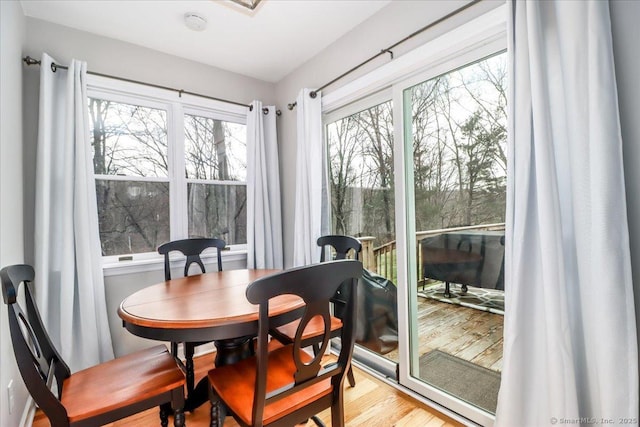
[118,268,303,411]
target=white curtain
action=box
[247,101,283,269]
[496,2,638,425]
[34,54,114,371]
[292,89,324,266]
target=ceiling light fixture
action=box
[184,12,207,31]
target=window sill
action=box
[102,249,248,277]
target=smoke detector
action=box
[184,13,207,31]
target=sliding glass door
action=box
[324,92,399,377]
[321,6,507,424]
[394,50,507,425]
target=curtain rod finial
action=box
[287,102,297,110]
[23,56,41,66]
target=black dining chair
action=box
[207,260,363,427]
[1,264,186,427]
[270,235,361,388]
[157,237,226,399]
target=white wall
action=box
[610,0,640,383]
[0,1,28,426]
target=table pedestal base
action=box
[183,335,254,413]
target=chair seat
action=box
[61,345,185,423]
[271,315,343,346]
[208,344,333,426]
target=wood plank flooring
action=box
[32,352,463,427]
[384,297,503,372]
[33,296,501,426]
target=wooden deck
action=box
[384,296,504,372]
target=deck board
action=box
[384,296,504,372]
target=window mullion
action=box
[170,102,188,240]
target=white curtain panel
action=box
[34,54,114,371]
[496,1,638,425]
[247,101,283,269]
[292,89,323,266]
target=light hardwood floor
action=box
[32,352,463,427]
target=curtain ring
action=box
[51,62,58,72]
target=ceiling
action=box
[20,0,392,83]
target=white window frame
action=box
[87,75,249,272]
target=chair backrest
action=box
[317,235,362,313]
[317,235,362,262]
[246,260,362,425]
[1,265,71,424]
[157,238,226,281]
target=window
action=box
[326,99,396,277]
[184,114,247,244]
[409,52,507,231]
[325,95,398,364]
[88,81,247,259]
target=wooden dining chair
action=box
[158,237,226,400]
[270,235,361,387]
[1,264,186,427]
[208,260,363,427]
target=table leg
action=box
[183,335,254,413]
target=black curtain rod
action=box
[286,0,482,110]
[22,56,281,116]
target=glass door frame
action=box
[320,4,508,425]
[323,88,399,380]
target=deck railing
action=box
[359,222,506,285]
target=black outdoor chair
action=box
[157,237,226,400]
[207,260,363,427]
[1,264,186,427]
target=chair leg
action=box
[209,398,222,427]
[346,365,356,388]
[171,387,186,427]
[160,404,169,427]
[185,342,195,396]
[330,397,345,427]
[173,408,185,427]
